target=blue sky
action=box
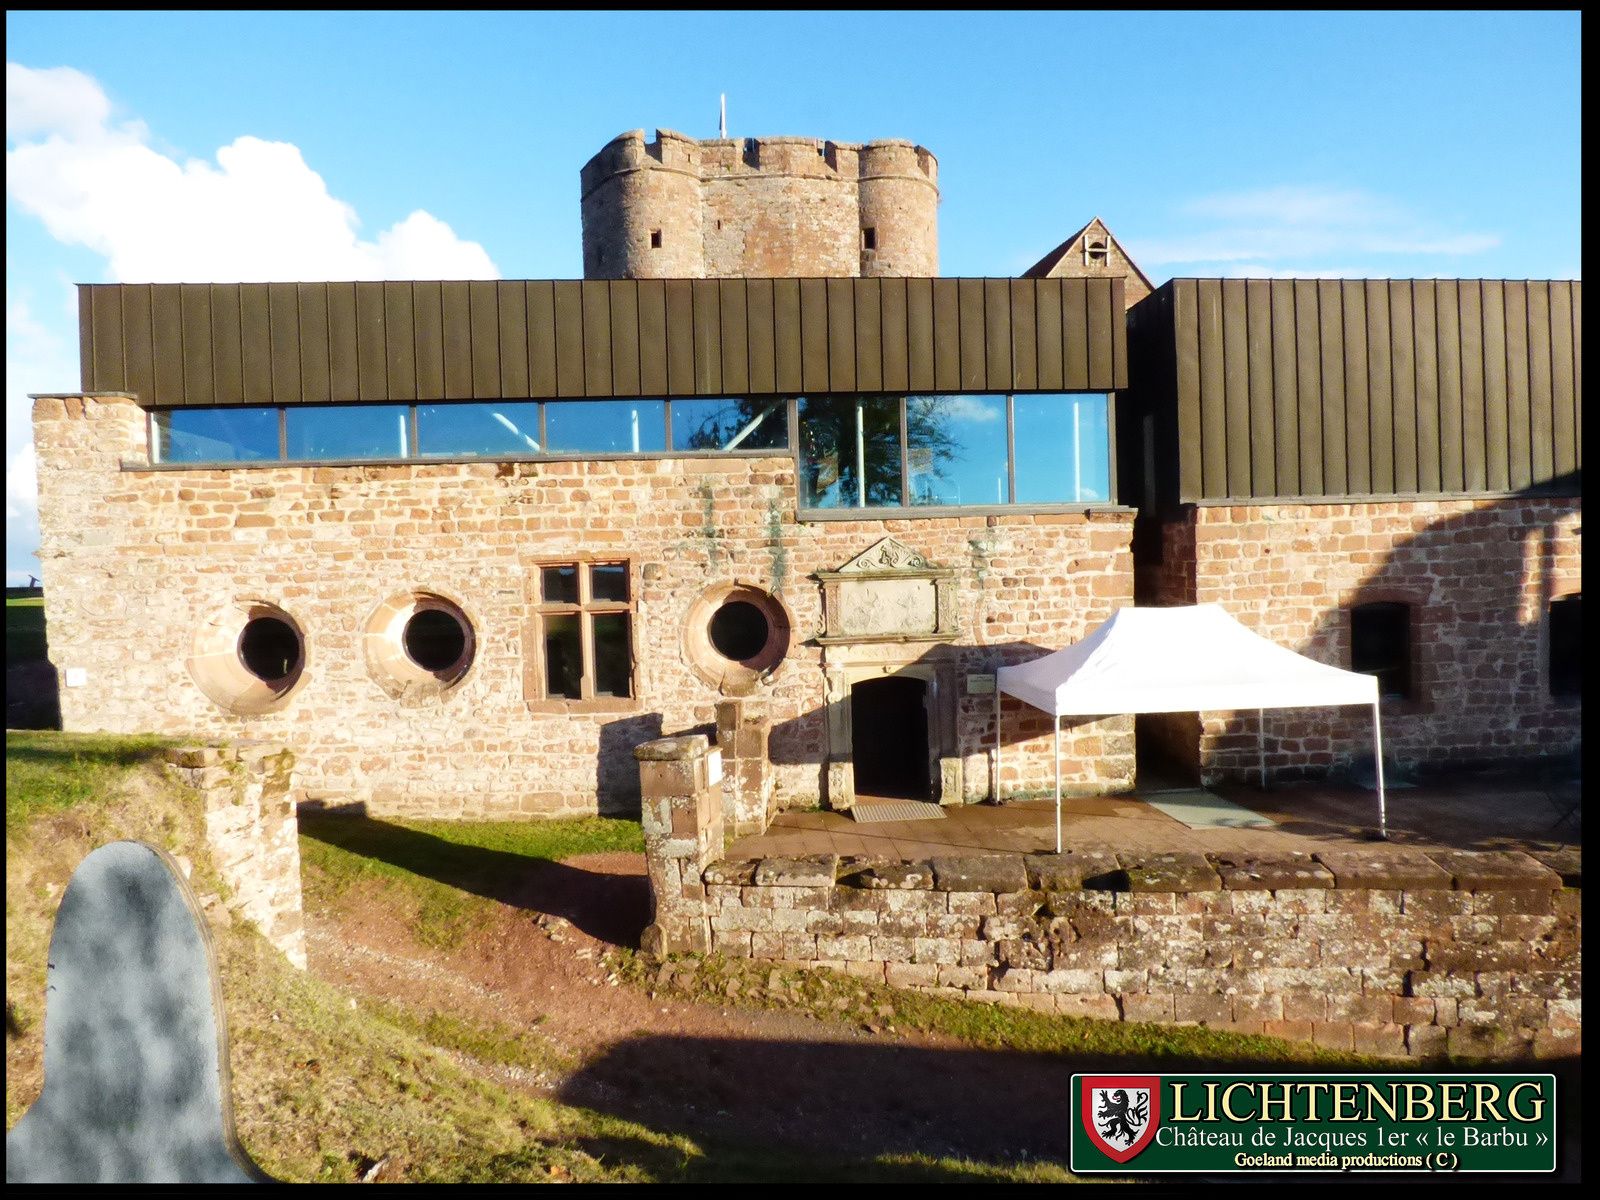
[4,10,1581,582]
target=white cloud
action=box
[1129,184,1499,273]
[5,63,111,141]
[940,395,1003,423]
[5,61,502,581]
[5,61,499,283]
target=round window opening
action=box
[709,601,771,662]
[404,608,468,672]
[189,600,308,716]
[238,616,302,683]
[684,583,791,695]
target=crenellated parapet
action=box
[580,129,938,279]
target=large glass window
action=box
[1013,394,1111,504]
[671,397,787,452]
[533,561,634,702]
[797,395,903,508]
[907,394,1008,507]
[154,408,279,463]
[417,402,541,457]
[545,399,666,455]
[286,404,410,461]
[797,392,1111,511]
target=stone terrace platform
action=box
[727,777,1581,862]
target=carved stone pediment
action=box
[814,538,959,645]
[834,537,934,574]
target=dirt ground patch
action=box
[307,850,1084,1165]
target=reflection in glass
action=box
[907,394,1008,506]
[671,398,788,451]
[154,408,280,463]
[589,563,628,603]
[542,614,582,699]
[285,404,410,461]
[416,402,541,456]
[591,613,632,697]
[797,395,902,508]
[545,400,666,454]
[1013,394,1111,503]
[541,565,579,605]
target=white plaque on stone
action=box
[966,673,996,695]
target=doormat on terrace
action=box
[1140,789,1276,830]
[851,800,948,824]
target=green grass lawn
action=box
[299,812,643,948]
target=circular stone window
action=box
[685,583,791,695]
[188,600,308,715]
[363,591,475,702]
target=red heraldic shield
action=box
[1080,1075,1161,1163]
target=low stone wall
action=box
[164,742,307,970]
[691,847,1580,1060]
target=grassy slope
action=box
[5,732,1085,1182]
[3,733,694,1182]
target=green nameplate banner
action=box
[1070,1073,1557,1173]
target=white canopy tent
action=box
[993,604,1387,851]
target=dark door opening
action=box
[1134,712,1202,793]
[851,675,932,801]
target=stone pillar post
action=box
[635,734,723,956]
[164,741,306,969]
[715,698,774,838]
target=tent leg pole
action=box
[1053,715,1062,854]
[992,687,1001,803]
[1257,708,1267,791]
[1371,702,1388,841]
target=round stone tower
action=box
[580,130,704,279]
[580,129,938,279]
[857,140,940,277]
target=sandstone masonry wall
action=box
[581,129,939,279]
[164,741,306,969]
[36,395,1134,818]
[1149,499,1582,782]
[695,847,1580,1061]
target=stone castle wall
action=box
[1146,499,1582,782]
[165,741,306,969]
[581,129,938,279]
[35,394,1133,819]
[694,846,1580,1061]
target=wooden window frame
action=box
[526,556,638,713]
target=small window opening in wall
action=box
[1549,594,1581,698]
[650,229,663,249]
[709,600,771,662]
[1084,239,1109,266]
[861,226,877,252]
[404,608,467,672]
[1351,602,1413,699]
[238,616,300,683]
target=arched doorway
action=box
[850,674,932,801]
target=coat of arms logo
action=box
[1079,1075,1160,1163]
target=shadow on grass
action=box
[297,814,650,948]
[555,1034,1583,1182]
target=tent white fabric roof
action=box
[996,603,1378,715]
[992,604,1388,849]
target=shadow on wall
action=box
[297,815,650,947]
[552,1034,1579,1178]
[1218,479,1583,784]
[596,713,666,815]
[760,639,1114,801]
